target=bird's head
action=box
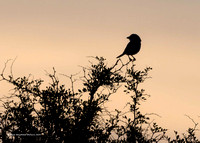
[127,34,141,42]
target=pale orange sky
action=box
[0,0,200,138]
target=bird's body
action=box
[117,34,141,59]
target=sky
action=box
[0,0,200,138]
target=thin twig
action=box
[60,72,80,94]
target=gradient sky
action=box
[0,0,200,138]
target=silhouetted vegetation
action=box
[0,57,199,143]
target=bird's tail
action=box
[116,53,124,58]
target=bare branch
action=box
[60,72,80,94]
[185,114,199,130]
[0,59,12,81]
[10,56,17,78]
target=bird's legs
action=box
[128,55,136,61]
[131,55,136,61]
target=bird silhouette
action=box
[117,34,141,60]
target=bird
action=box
[117,34,141,60]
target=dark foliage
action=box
[0,57,199,143]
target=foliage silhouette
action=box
[0,57,199,143]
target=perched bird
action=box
[117,34,141,60]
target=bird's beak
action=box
[127,36,130,39]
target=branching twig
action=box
[0,59,12,81]
[10,57,17,78]
[185,114,199,130]
[60,72,80,94]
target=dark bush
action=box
[0,57,199,143]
